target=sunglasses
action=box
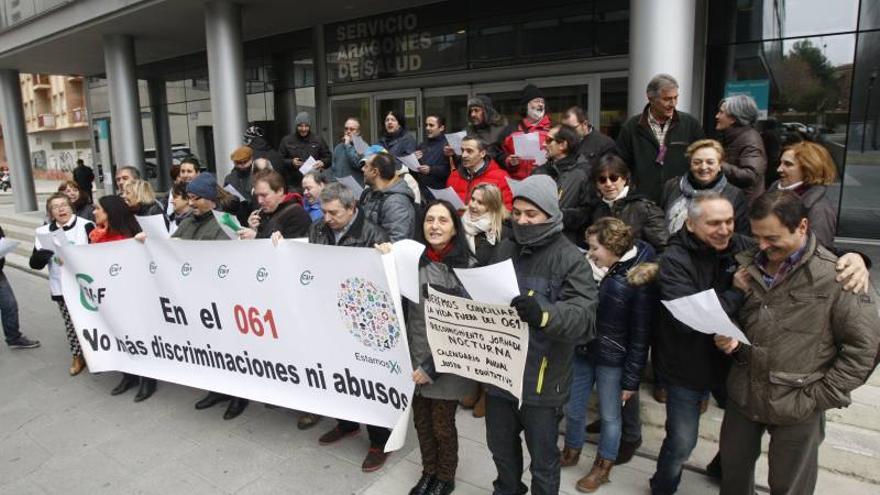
[596,174,621,184]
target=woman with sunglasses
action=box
[660,139,749,235]
[589,154,668,251]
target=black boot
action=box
[426,479,455,495]
[409,473,435,495]
[194,391,230,410]
[223,398,249,420]
[110,373,138,396]
[706,452,722,480]
[133,378,157,402]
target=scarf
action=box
[426,242,454,263]
[587,245,638,282]
[666,173,728,234]
[602,185,630,208]
[461,211,496,253]
[511,219,563,248]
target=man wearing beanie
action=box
[171,172,251,420]
[461,94,510,168]
[486,174,598,495]
[501,84,552,179]
[278,111,331,190]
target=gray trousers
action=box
[720,405,825,495]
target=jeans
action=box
[485,394,560,495]
[650,384,710,495]
[563,355,623,460]
[0,275,22,344]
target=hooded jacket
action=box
[652,228,754,391]
[446,158,513,211]
[255,193,311,239]
[360,178,416,242]
[466,96,511,166]
[501,115,551,180]
[532,153,593,248]
[728,234,880,425]
[488,230,598,407]
[616,105,705,204]
[720,125,766,205]
[584,241,659,391]
[308,207,389,247]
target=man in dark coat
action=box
[616,74,704,204]
[563,106,617,169]
[278,112,331,190]
[465,95,510,167]
[72,159,95,203]
[415,114,451,191]
[486,174,597,495]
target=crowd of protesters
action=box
[12,73,880,495]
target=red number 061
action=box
[233,305,278,339]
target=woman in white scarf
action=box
[460,183,509,267]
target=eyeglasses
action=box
[596,174,621,184]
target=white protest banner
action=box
[444,131,467,155]
[423,286,528,401]
[57,239,414,450]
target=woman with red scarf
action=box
[90,195,158,402]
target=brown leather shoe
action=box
[69,355,86,376]
[560,447,581,467]
[576,457,614,493]
[361,447,388,472]
[472,390,487,418]
[460,386,481,409]
[652,387,667,403]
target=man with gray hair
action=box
[114,165,141,194]
[715,94,767,204]
[616,73,704,204]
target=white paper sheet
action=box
[512,132,547,165]
[211,210,243,240]
[223,184,246,202]
[136,214,171,240]
[391,239,425,302]
[35,229,67,251]
[0,238,20,258]
[427,187,466,210]
[444,130,467,155]
[398,153,422,172]
[299,156,318,175]
[661,289,751,344]
[351,135,369,155]
[338,175,364,197]
[454,259,521,305]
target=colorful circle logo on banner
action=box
[337,277,400,352]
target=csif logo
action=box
[256,267,269,282]
[76,273,106,312]
[149,261,158,274]
[300,270,314,286]
[181,262,192,277]
[109,263,122,277]
[217,264,230,279]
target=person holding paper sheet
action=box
[446,135,513,211]
[562,218,658,493]
[415,114,452,191]
[237,170,310,240]
[308,182,393,472]
[331,117,365,186]
[278,112,330,189]
[486,175,597,495]
[501,84,552,180]
[89,195,159,402]
[360,152,417,242]
[381,200,477,495]
[0,224,40,351]
[30,193,95,375]
[715,191,879,495]
[533,125,593,248]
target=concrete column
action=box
[0,69,37,212]
[205,0,246,181]
[147,79,173,191]
[103,34,145,181]
[628,0,697,116]
[312,25,330,143]
[272,52,297,141]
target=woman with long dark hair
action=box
[58,180,95,221]
[378,200,477,495]
[90,195,158,402]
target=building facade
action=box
[0,0,878,241]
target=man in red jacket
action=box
[447,136,513,210]
[502,84,552,180]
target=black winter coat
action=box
[307,208,389,247]
[576,127,617,169]
[489,232,598,407]
[584,241,659,391]
[616,106,705,204]
[533,154,593,248]
[417,135,451,190]
[278,131,331,189]
[590,193,668,250]
[378,128,418,157]
[652,228,754,391]
[255,195,311,239]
